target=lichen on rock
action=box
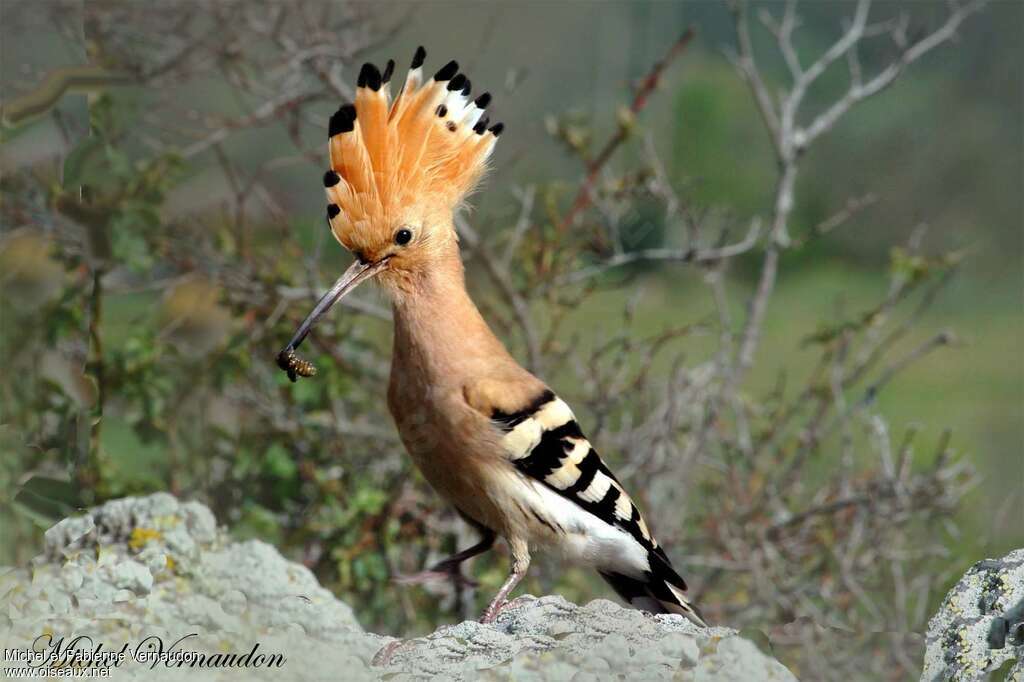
[3,494,377,680]
[921,548,1023,681]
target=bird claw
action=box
[394,568,479,589]
[371,639,408,667]
[480,597,512,623]
[480,595,530,624]
[479,603,502,624]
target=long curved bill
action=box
[276,257,388,381]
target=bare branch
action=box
[724,0,984,389]
[500,185,537,271]
[561,28,696,228]
[759,0,802,82]
[799,0,989,150]
[861,330,958,406]
[809,192,878,239]
[558,218,762,285]
[725,0,781,148]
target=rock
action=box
[0,494,796,681]
[921,548,1023,681]
[3,494,378,681]
[379,595,796,681]
[109,560,154,595]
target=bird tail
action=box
[599,551,707,627]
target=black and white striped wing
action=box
[490,388,704,623]
[491,390,662,558]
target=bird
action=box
[276,47,706,627]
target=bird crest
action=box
[325,47,503,251]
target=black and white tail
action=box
[599,549,707,627]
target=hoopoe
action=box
[277,47,706,627]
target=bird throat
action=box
[390,242,508,385]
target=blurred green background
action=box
[1,0,1020,665]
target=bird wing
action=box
[464,382,704,623]
[486,389,663,550]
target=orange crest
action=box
[324,48,503,251]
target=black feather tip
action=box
[328,104,357,136]
[489,122,504,137]
[447,73,467,92]
[473,115,490,135]
[327,204,341,219]
[461,79,472,96]
[323,170,341,187]
[411,46,426,70]
[433,59,459,81]
[358,63,382,91]
[474,92,492,109]
[382,59,395,84]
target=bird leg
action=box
[480,544,530,624]
[375,531,498,668]
[395,529,495,588]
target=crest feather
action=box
[325,48,501,240]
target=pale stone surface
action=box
[1,494,797,681]
[2,494,377,681]
[921,548,1023,681]
[381,595,797,681]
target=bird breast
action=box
[386,370,511,532]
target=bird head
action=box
[277,47,503,380]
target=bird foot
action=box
[371,639,409,667]
[479,601,504,624]
[394,568,479,589]
[480,595,528,624]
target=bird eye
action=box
[394,228,413,246]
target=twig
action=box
[799,0,990,151]
[500,185,537,270]
[557,218,761,285]
[561,28,696,229]
[803,192,878,243]
[861,330,957,406]
[725,0,780,147]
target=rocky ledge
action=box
[5,493,1021,680]
[0,493,797,680]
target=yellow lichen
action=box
[128,527,163,551]
[154,514,181,528]
[165,555,176,571]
